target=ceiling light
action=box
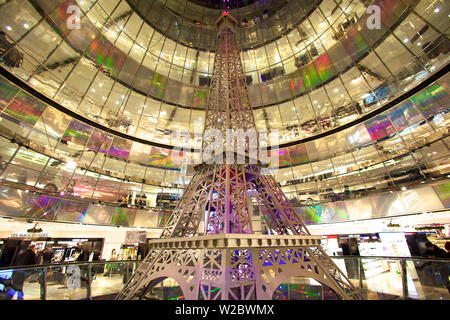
[403,38,409,43]
[434,7,440,13]
[65,161,77,170]
[334,88,338,93]
[5,26,11,31]
[99,83,103,87]
[401,187,407,191]
[23,23,29,29]
[417,42,421,46]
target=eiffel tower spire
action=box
[203,13,257,152]
[116,13,362,301]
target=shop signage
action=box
[10,232,48,239]
[125,231,147,244]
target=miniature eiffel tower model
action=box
[116,14,361,300]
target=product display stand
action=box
[116,13,361,300]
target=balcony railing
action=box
[0,256,448,300]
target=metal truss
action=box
[203,14,256,154]
[117,234,361,300]
[116,13,362,301]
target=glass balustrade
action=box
[0,257,447,300]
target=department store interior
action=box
[0,0,448,301]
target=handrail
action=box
[1,256,448,300]
[0,259,141,271]
[1,255,448,272]
[329,255,450,262]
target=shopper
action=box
[103,249,118,277]
[37,247,53,285]
[423,241,448,258]
[135,194,140,207]
[423,241,449,293]
[110,249,118,261]
[41,248,53,265]
[138,194,144,208]
[141,194,147,208]
[3,244,38,300]
[76,243,91,286]
[119,195,128,207]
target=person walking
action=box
[423,241,449,293]
[4,244,38,300]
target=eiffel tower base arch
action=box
[118,235,361,300]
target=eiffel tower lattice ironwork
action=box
[116,13,362,300]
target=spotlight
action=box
[65,161,77,170]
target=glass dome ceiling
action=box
[127,0,321,50]
[0,0,447,151]
[0,0,448,229]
